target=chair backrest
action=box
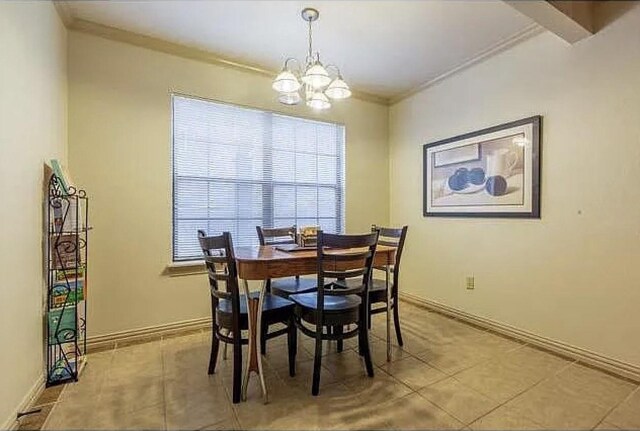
[371,225,408,289]
[197,230,241,320]
[256,225,297,246]
[316,230,379,312]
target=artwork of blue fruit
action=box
[454,168,469,182]
[485,176,508,196]
[468,168,485,185]
[448,172,468,191]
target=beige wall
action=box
[0,2,67,427]
[390,7,640,366]
[67,32,389,337]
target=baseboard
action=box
[2,374,45,431]
[401,292,640,382]
[87,316,211,352]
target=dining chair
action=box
[289,230,379,396]
[256,225,317,298]
[369,225,408,346]
[198,230,297,403]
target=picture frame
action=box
[423,116,541,218]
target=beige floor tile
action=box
[554,363,637,409]
[18,404,54,430]
[322,349,372,381]
[99,377,164,413]
[383,392,464,430]
[232,379,310,430]
[594,421,622,430]
[418,332,523,376]
[343,369,413,405]
[605,387,640,429]
[469,405,544,430]
[165,383,232,430]
[367,337,413,366]
[201,416,242,430]
[288,382,393,430]
[276,358,340,392]
[418,377,500,425]
[36,306,638,431]
[502,375,611,429]
[454,346,570,403]
[381,356,447,390]
[102,403,166,430]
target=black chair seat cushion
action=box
[289,292,361,312]
[217,292,294,329]
[332,278,393,303]
[270,277,318,296]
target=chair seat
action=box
[218,292,294,315]
[289,292,361,312]
[270,277,318,296]
[370,278,393,291]
[332,278,391,292]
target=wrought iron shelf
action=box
[46,173,89,387]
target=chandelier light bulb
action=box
[307,91,331,110]
[272,70,301,93]
[325,77,352,100]
[278,91,302,105]
[302,62,332,90]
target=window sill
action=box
[164,260,206,277]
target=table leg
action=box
[240,279,269,404]
[386,265,391,362]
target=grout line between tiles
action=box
[592,384,640,430]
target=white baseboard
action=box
[2,374,45,431]
[401,292,640,382]
[87,316,211,351]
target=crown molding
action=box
[389,23,545,105]
[59,5,544,108]
[66,18,390,106]
[52,0,74,26]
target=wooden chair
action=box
[198,230,297,403]
[369,225,408,346]
[290,230,379,396]
[256,225,317,298]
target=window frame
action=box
[170,93,346,262]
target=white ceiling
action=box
[62,1,534,99]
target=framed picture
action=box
[423,116,541,218]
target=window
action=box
[172,95,346,261]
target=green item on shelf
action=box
[48,307,77,345]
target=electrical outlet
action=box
[466,276,475,290]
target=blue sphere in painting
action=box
[454,167,469,182]
[485,176,508,196]
[468,168,485,185]
[448,172,468,191]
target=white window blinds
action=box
[172,95,346,261]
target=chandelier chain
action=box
[307,18,313,63]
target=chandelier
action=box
[272,8,351,110]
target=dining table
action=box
[234,244,397,403]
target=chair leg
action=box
[393,298,404,346]
[231,338,242,404]
[260,324,267,355]
[223,329,229,360]
[359,321,374,377]
[368,300,372,330]
[336,325,344,352]
[287,317,297,377]
[208,326,220,375]
[312,322,323,396]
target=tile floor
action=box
[23,302,640,430]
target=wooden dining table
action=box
[234,244,397,403]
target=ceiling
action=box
[61,1,535,100]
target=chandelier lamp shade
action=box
[272,8,351,110]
